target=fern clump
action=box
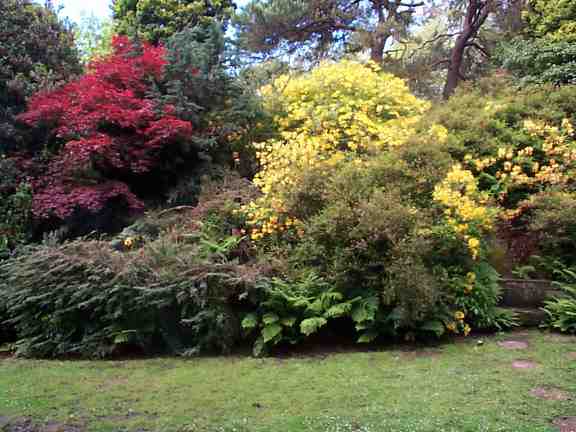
[543,267,576,334]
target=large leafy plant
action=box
[242,273,381,356]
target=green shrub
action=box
[0,236,252,358]
[241,273,381,356]
[424,82,576,276]
[0,158,33,258]
[526,192,576,268]
[424,79,576,158]
[249,139,513,342]
[0,0,81,155]
[497,39,576,86]
[0,173,262,358]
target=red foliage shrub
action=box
[18,36,193,220]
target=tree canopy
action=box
[112,0,237,44]
[234,0,425,63]
[525,0,576,42]
[496,0,576,86]
[0,0,81,154]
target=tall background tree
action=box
[525,0,576,42]
[235,0,427,64]
[112,0,237,44]
[0,0,81,154]
[401,0,527,99]
[497,0,576,86]
[441,0,496,99]
[234,0,532,97]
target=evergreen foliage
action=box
[0,0,81,155]
[112,0,236,44]
[525,0,576,43]
[497,0,576,86]
[234,0,423,63]
[498,39,576,86]
[0,172,260,357]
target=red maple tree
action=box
[19,36,193,220]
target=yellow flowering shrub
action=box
[464,118,576,222]
[433,164,495,260]
[244,60,431,241]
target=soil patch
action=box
[0,418,84,432]
[567,352,576,360]
[0,351,14,360]
[553,416,576,432]
[498,340,529,350]
[511,360,538,369]
[509,329,535,338]
[530,387,571,401]
[546,334,576,344]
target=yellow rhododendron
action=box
[464,118,576,220]
[244,60,431,240]
[433,164,495,260]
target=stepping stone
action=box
[530,387,571,401]
[498,340,529,349]
[553,416,576,432]
[512,360,538,369]
[0,416,11,429]
[567,352,576,360]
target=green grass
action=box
[1,330,576,432]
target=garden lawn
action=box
[1,330,576,432]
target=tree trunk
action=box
[442,0,492,99]
[370,0,388,64]
[443,29,471,99]
[370,37,385,64]
[508,0,527,34]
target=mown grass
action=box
[1,330,575,432]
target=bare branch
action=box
[465,41,489,57]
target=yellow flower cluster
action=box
[464,118,576,221]
[454,310,465,321]
[433,164,494,260]
[241,199,302,241]
[244,60,431,241]
[463,272,476,294]
[445,310,471,336]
